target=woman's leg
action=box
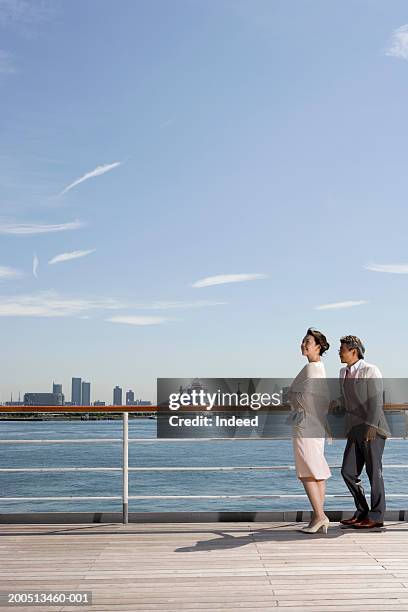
[317,478,326,507]
[300,477,327,525]
[310,479,326,520]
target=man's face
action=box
[338,343,358,365]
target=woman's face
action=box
[301,334,320,360]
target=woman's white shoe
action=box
[299,516,329,534]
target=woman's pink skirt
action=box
[292,437,331,480]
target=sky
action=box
[1,0,408,404]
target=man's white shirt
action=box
[340,358,382,380]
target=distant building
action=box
[24,393,64,406]
[126,390,135,406]
[113,386,122,406]
[71,377,82,405]
[179,379,210,404]
[4,393,24,406]
[82,381,91,406]
[136,400,152,406]
[52,382,64,405]
[93,400,106,407]
[282,387,290,405]
[53,382,62,395]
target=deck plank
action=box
[1,521,408,610]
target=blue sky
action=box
[1,0,408,403]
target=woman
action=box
[289,328,331,534]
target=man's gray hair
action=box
[340,335,365,359]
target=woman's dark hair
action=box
[306,327,330,356]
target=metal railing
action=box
[2,405,408,524]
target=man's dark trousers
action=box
[341,434,386,521]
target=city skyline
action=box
[1,377,150,406]
[2,1,408,401]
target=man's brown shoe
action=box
[340,517,363,526]
[352,518,384,529]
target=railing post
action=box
[122,411,129,524]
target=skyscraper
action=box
[71,377,82,405]
[82,381,91,406]
[126,389,135,406]
[52,382,64,405]
[53,383,62,395]
[113,386,122,406]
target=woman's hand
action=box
[330,400,344,417]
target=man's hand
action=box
[364,426,378,441]
[330,400,344,417]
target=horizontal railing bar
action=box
[1,403,408,413]
[129,494,408,499]
[0,497,121,501]
[121,464,408,470]
[0,439,123,444]
[2,438,408,445]
[2,493,408,501]
[0,438,296,445]
[0,406,157,414]
[0,468,122,472]
[2,464,408,473]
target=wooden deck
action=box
[2,521,408,611]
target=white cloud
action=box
[385,24,408,60]
[59,161,122,196]
[192,273,268,288]
[48,249,96,265]
[0,290,126,317]
[32,253,39,278]
[0,49,16,74]
[159,118,174,128]
[131,300,227,310]
[0,291,223,318]
[314,300,369,311]
[365,263,408,274]
[107,315,169,326]
[0,219,84,235]
[0,0,55,28]
[0,265,22,280]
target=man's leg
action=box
[363,435,386,522]
[341,438,369,519]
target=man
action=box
[336,335,389,530]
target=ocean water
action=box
[1,419,408,513]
